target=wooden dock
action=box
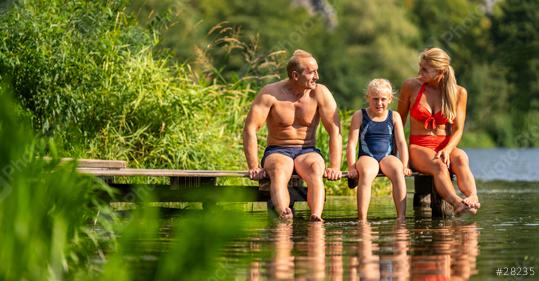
[71,158,453,217]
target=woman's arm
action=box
[397,79,413,127]
[435,86,468,165]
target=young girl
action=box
[347,79,411,221]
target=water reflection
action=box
[247,220,480,280]
[410,221,479,280]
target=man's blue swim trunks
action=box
[261,146,322,167]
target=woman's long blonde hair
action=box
[420,48,458,122]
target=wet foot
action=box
[309,214,324,222]
[454,200,478,217]
[463,195,481,209]
[279,208,294,222]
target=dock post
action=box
[413,175,453,218]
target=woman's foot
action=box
[454,200,478,216]
[463,195,481,209]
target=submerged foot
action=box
[454,200,478,217]
[463,195,481,209]
[279,208,294,222]
[309,214,324,222]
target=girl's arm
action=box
[393,111,412,176]
[346,110,362,178]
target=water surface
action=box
[218,182,539,280]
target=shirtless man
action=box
[243,49,342,222]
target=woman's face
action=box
[418,61,443,84]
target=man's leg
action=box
[264,153,295,219]
[294,152,326,221]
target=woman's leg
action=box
[410,145,476,215]
[355,156,380,221]
[379,155,407,220]
[450,148,480,209]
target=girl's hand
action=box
[403,167,412,177]
[348,169,358,179]
[435,148,451,167]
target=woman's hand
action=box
[435,148,451,167]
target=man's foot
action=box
[454,200,478,217]
[463,195,481,209]
[309,214,324,222]
[279,208,294,222]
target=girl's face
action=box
[418,60,443,84]
[367,90,392,114]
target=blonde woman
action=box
[397,48,480,215]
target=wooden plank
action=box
[105,183,308,203]
[78,168,423,178]
[78,168,251,177]
[45,157,127,169]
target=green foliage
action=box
[489,0,539,145]
[0,56,256,281]
[0,85,117,280]
[0,0,257,170]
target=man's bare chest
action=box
[269,99,319,127]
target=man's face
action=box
[294,57,319,90]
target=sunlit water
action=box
[217,182,539,280]
[125,149,539,280]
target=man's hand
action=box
[248,168,266,180]
[324,167,342,180]
[347,168,358,179]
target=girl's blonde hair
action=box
[367,78,393,98]
[419,48,458,122]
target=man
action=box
[243,49,342,222]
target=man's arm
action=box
[243,88,272,179]
[317,85,342,180]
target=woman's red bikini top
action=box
[410,83,449,129]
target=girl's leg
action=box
[355,156,380,221]
[410,145,476,215]
[379,155,407,220]
[450,148,480,209]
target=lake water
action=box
[216,182,539,280]
[466,148,539,181]
[127,149,539,280]
[216,149,539,280]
